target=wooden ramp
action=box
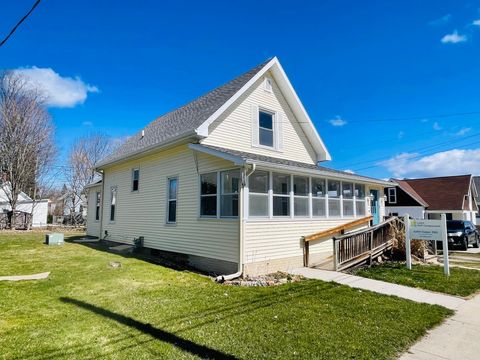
[302,217,401,272]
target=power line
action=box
[352,139,480,172]
[341,111,480,124]
[0,0,42,48]
[338,132,480,168]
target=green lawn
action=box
[356,262,480,297]
[0,233,452,360]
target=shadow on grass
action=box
[60,297,238,360]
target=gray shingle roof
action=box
[98,58,272,167]
[198,144,391,185]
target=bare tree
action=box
[0,71,56,229]
[63,133,112,224]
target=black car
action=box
[446,220,480,250]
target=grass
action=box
[0,232,452,360]
[356,262,480,297]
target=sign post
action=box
[405,214,449,276]
[404,214,412,270]
[441,213,450,276]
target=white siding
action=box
[0,200,48,227]
[386,206,425,219]
[101,144,240,263]
[244,219,368,264]
[86,184,102,237]
[202,71,318,164]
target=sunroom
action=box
[190,144,390,224]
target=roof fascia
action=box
[195,57,332,162]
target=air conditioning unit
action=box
[45,233,64,245]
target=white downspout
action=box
[215,163,256,282]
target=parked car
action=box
[446,220,479,250]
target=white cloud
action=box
[433,122,442,130]
[441,30,467,44]
[82,121,93,127]
[429,14,451,26]
[12,67,99,108]
[329,116,347,127]
[379,149,480,178]
[343,169,355,174]
[473,19,480,26]
[455,127,471,136]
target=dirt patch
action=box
[222,271,304,286]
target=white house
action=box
[0,183,48,227]
[86,57,391,276]
[385,175,478,223]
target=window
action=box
[342,182,354,217]
[110,187,117,222]
[355,184,366,216]
[388,188,397,204]
[273,173,290,216]
[167,178,177,223]
[132,168,140,191]
[312,178,326,217]
[294,176,309,217]
[200,173,217,217]
[328,180,341,217]
[259,110,274,147]
[95,191,101,221]
[249,170,269,217]
[220,170,240,217]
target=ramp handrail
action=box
[301,216,373,266]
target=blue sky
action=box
[1,0,480,181]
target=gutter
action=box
[215,163,256,282]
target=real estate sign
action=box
[405,215,449,276]
[409,219,444,241]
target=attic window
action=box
[388,188,397,204]
[264,77,273,92]
[259,110,274,147]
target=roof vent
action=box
[141,129,145,138]
[264,77,273,92]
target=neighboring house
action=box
[86,57,391,276]
[474,176,480,221]
[385,175,478,224]
[50,192,87,218]
[0,183,48,227]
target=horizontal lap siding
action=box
[102,145,239,263]
[86,184,102,237]
[244,219,368,264]
[202,71,318,164]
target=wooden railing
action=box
[302,216,373,267]
[333,217,400,271]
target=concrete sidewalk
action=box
[400,294,480,360]
[291,267,465,310]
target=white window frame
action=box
[342,182,355,218]
[132,168,140,192]
[199,169,241,219]
[220,169,241,218]
[199,172,218,218]
[110,186,117,223]
[247,170,269,218]
[272,172,291,218]
[258,109,275,149]
[166,177,178,224]
[388,187,397,204]
[293,175,309,218]
[95,191,101,221]
[246,172,370,221]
